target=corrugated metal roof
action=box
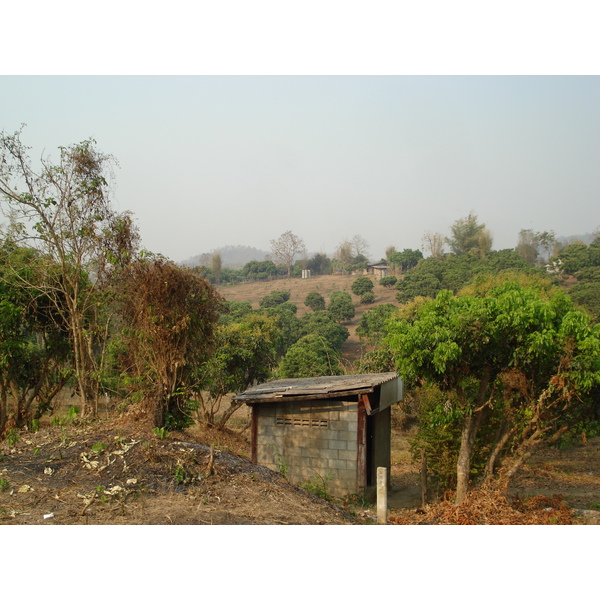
[235,372,398,403]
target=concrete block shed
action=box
[235,372,403,498]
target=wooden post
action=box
[357,396,368,492]
[377,466,387,525]
[421,448,428,507]
[250,406,258,463]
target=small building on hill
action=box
[364,261,389,279]
[234,372,403,497]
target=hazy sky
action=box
[1,75,599,263]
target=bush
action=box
[360,291,375,304]
[278,334,344,378]
[351,276,374,296]
[259,290,291,308]
[304,291,326,312]
[299,312,349,351]
[356,303,399,342]
[327,291,355,323]
[380,275,397,288]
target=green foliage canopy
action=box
[259,290,291,308]
[386,279,600,503]
[304,291,326,312]
[327,291,355,323]
[277,334,344,379]
[351,276,374,296]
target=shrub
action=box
[360,291,375,304]
[351,276,374,296]
[304,291,326,312]
[327,291,355,323]
[380,275,397,288]
[259,290,291,308]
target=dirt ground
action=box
[2,407,599,525]
[0,412,355,525]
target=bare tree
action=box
[270,230,306,277]
[0,127,138,417]
[421,232,444,258]
[333,239,353,272]
[351,234,370,259]
[517,229,556,266]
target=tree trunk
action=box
[216,398,243,429]
[454,368,493,505]
[482,420,517,484]
[495,425,569,490]
[455,411,478,504]
[0,378,7,436]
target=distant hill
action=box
[180,245,271,269]
[557,231,599,246]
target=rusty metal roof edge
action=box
[234,372,398,402]
[242,388,377,404]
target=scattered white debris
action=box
[80,452,99,469]
[43,513,54,520]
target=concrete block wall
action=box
[255,400,358,497]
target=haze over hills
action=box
[180,229,599,270]
[180,245,271,269]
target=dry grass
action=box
[389,488,575,525]
[218,273,399,362]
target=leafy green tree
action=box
[351,276,374,296]
[219,301,254,325]
[304,291,326,312]
[259,290,291,308]
[298,312,349,351]
[258,304,302,356]
[446,212,492,255]
[565,281,600,322]
[307,253,332,275]
[395,271,442,303]
[388,249,423,272]
[194,313,278,428]
[557,240,600,275]
[394,250,541,303]
[360,291,375,305]
[242,260,278,281]
[386,278,600,504]
[0,243,72,435]
[327,291,355,323]
[356,303,399,344]
[277,334,344,378]
[379,275,397,288]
